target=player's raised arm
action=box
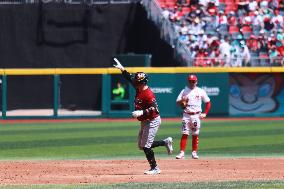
[113,58,134,86]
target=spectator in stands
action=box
[269,0,279,10]
[219,36,232,66]
[196,30,208,49]
[272,9,284,29]
[217,10,228,26]
[179,20,190,35]
[268,34,277,49]
[230,46,242,67]
[157,0,283,67]
[239,41,251,66]
[162,6,171,19]
[269,45,281,66]
[179,33,190,44]
[279,0,284,14]
[227,11,238,26]
[248,0,258,12]
[252,10,263,34]
[209,48,223,66]
[237,0,250,16]
[194,48,209,66]
[246,34,260,53]
[188,16,205,34]
[177,0,188,6]
[263,16,275,33]
[276,29,284,40]
[206,0,218,16]
[169,7,182,22]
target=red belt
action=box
[187,112,200,115]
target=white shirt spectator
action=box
[180,24,189,35]
[162,9,171,19]
[218,14,228,25]
[199,0,210,7]
[272,14,284,26]
[219,39,231,66]
[188,22,203,35]
[252,12,263,26]
[248,0,258,11]
[240,45,251,66]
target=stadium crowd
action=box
[157,0,284,66]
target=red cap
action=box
[188,74,198,81]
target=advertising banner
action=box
[229,73,284,116]
[148,73,229,117]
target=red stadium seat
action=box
[225,4,237,14]
[182,7,191,14]
[241,25,252,39]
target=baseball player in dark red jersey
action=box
[113,60,173,175]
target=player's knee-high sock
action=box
[192,135,199,152]
[151,140,166,148]
[180,134,188,152]
[143,147,157,169]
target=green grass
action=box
[2,181,284,189]
[0,120,284,159]
[0,119,284,188]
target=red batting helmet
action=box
[188,74,198,82]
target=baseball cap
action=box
[188,74,198,81]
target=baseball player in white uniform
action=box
[176,74,211,159]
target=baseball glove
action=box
[178,99,188,109]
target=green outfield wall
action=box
[1,67,284,119]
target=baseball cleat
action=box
[164,137,173,155]
[176,151,185,159]
[192,151,199,159]
[144,166,161,175]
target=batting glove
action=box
[132,110,143,118]
[113,61,125,71]
[199,113,207,119]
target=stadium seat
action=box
[182,7,191,14]
[219,24,228,37]
[229,25,240,39]
[225,3,237,12]
[241,25,252,39]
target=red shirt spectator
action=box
[246,35,260,52]
[207,2,217,16]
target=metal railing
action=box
[141,0,192,66]
[192,57,284,67]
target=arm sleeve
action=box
[202,90,210,103]
[142,99,159,115]
[204,101,211,115]
[122,70,135,87]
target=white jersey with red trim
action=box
[176,86,210,113]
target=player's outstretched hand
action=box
[113,58,125,71]
[132,110,143,118]
[199,113,207,119]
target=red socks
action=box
[180,134,199,152]
[192,135,199,152]
[180,134,188,151]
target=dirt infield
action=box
[0,158,284,184]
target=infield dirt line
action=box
[0,158,284,184]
